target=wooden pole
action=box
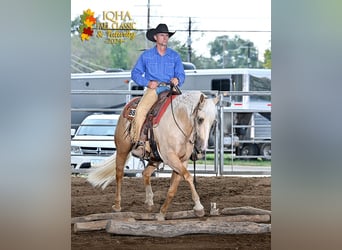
[72,207,272,235]
[220,206,271,216]
[106,220,271,237]
[73,214,270,233]
[72,210,198,224]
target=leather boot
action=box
[130,88,158,142]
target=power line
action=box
[178,29,271,33]
[133,14,270,21]
[71,58,97,72]
[89,28,270,33]
[71,54,106,71]
[71,64,84,73]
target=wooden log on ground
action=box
[106,220,271,237]
[73,214,271,233]
[72,207,271,224]
[72,212,158,223]
[72,210,198,224]
[74,218,135,233]
[220,206,271,216]
[165,210,197,220]
[74,220,108,232]
[207,214,270,223]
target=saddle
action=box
[123,91,178,160]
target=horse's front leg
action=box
[159,157,205,219]
[142,163,158,211]
[182,167,205,217]
[159,171,182,218]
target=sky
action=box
[71,0,271,60]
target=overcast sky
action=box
[71,0,271,59]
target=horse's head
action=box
[193,94,219,155]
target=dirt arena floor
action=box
[71,175,271,249]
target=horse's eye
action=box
[197,117,204,125]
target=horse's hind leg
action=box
[142,162,158,211]
[112,113,136,212]
[112,150,127,212]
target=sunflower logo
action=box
[79,9,97,41]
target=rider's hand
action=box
[170,77,179,86]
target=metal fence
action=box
[71,89,271,176]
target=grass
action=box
[190,153,271,166]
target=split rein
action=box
[168,84,201,186]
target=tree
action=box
[70,16,148,72]
[208,35,261,68]
[169,40,189,62]
[263,49,272,69]
[71,16,81,35]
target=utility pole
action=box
[147,0,150,30]
[187,17,192,62]
[136,1,161,49]
[247,42,251,68]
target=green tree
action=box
[71,21,147,72]
[71,34,113,73]
[169,39,219,69]
[169,40,189,62]
[71,16,81,35]
[110,44,129,70]
[208,35,261,68]
[263,49,272,69]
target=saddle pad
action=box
[123,92,177,126]
[152,94,177,125]
[123,97,140,121]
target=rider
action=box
[130,23,185,158]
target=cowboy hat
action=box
[146,23,175,42]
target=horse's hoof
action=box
[145,204,153,212]
[194,209,205,217]
[156,213,165,221]
[112,205,121,212]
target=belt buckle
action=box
[159,82,168,87]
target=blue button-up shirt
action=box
[131,46,185,94]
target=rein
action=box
[168,86,202,187]
[168,86,201,148]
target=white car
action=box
[71,113,145,175]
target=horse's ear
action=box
[194,93,206,114]
[199,93,206,103]
[213,95,220,105]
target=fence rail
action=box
[71,89,271,176]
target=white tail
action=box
[87,153,116,189]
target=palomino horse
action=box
[87,91,218,220]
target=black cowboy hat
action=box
[146,23,175,42]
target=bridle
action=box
[168,87,204,187]
[168,86,203,151]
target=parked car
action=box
[71,113,145,175]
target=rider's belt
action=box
[158,82,169,87]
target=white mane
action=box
[172,91,203,115]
